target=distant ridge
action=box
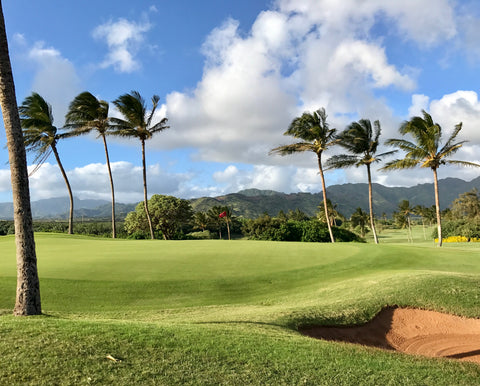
[0,176,479,220]
[189,176,480,218]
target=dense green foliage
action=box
[242,214,361,242]
[124,194,193,239]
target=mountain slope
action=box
[0,177,479,220]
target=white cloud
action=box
[0,169,11,192]
[26,162,190,203]
[154,1,417,168]
[26,41,81,125]
[93,17,152,73]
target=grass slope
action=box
[1,232,479,385]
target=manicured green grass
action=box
[1,233,479,385]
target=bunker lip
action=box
[299,306,480,365]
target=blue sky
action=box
[1,0,480,203]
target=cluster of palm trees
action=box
[19,91,169,239]
[193,206,234,240]
[271,108,479,246]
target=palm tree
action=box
[326,119,395,244]
[394,200,414,242]
[382,110,480,246]
[193,212,209,232]
[0,2,41,315]
[270,108,339,243]
[317,198,344,226]
[19,92,74,235]
[112,91,169,239]
[65,91,117,238]
[350,207,369,238]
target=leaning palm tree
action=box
[19,92,75,235]
[65,91,117,238]
[0,2,41,315]
[112,91,169,239]
[326,119,396,244]
[270,108,339,243]
[382,110,480,246]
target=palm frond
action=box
[28,148,53,176]
[445,160,480,168]
[269,142,315,155]
[325,154,360,169]
[381,158,420,170]
[149,117,169,134]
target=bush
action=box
[188,230,213,239]
[242,216,361,242]
[432,220,480,239]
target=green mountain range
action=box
[190,177,480,218]
[0,176,479,220]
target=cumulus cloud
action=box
[376,91,480,187]
[26,41,81,125]
[93,17,152,73]
[26,162,190,202]
[154,0,420,168]
[211,164,339,194]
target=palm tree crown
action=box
[270,107,338,243]
[65,91,111,136]
[20,92,58,162]
[111,91,168,141]
[327,119,396,244]
[382,110,479,246]
[65,91,118,238]
[112,91,169,240]
[19,92,75,235]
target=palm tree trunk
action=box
[0,2,41,315]
[51,144,74,234]
[226,218,231,240]
[433,168,442,247]
[366,164,379,244]
[102,135,116,238]
[142,139,155,239]
[317,153,335,243]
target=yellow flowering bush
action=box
[435,235,480,243]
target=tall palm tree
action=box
[65,91,117,238]
[382,110,480,246]
[19,92,75,235]
[112,91,169,239]
[0,2,41,315]
[270,108,338,243]
[326,119,395,244]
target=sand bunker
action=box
[300,307,480,364]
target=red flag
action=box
[219,211,227,218]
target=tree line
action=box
[19,90,169,240]
[271,108,480,247]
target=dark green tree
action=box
[124,194,193,240]
[350,207,369,238]
[193,212,209,232]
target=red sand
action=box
[300,307,480,364]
